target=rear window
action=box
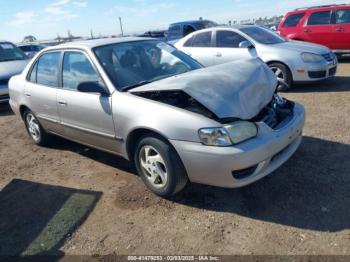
[283,13,305,27]
[336,10,350,24]
[307,11,332,25]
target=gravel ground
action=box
[0,59,349,256]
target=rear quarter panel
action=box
[8,74,27,116]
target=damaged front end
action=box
[251,94,295,130]
[133,90,219,121]
[133,89,295,130]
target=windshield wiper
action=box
[123,81,152,91]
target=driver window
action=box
[216,31,247,48]
[62,51,105,91]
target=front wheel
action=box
[134,136,188,197]
[269,63,292,92]
[23,110,51,146]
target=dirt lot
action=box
[0,59,349,257]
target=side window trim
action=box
[61,49,109,94]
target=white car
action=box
[175,25,338,90]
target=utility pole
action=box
[119,17,124,37]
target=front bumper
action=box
[0,84,9,103]
[170,102,305,188]
[293,58,337,82]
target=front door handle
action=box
[58,100,67,106]
[336,27,345,32]
[25,93,31,97]
[304,29,312,33]
[216,53,222,57]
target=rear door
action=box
[24,51,62,133]
[180,31,214,66]
[334,8,350,50]
[56,50,118,153]
[211,30,255,66]
[302,9,335,48]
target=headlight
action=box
[224,121,258,144]
[301,52,324,63]
[198,128,232,146]
[198,121,258,146]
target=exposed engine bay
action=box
[133,91,294,128]
[133,90,218,120]
[252,94,295,129]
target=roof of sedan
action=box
[214,25,257,30]
[45,37,154,50]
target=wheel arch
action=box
[19,105,31,120]
[266,60,294,82]
[125,128,171,162]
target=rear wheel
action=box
[23,110,51,146]
[269,63,292,92]
[134,135,188,197]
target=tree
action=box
[23,35,37,43]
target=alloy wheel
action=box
[139,145,168,188]
[26,113,41,142]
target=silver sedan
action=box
[9,38,305,196]
[175,25,338,91]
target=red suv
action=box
[278,4,350,54]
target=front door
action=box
[56,51,118,153]
[212,30,255,66]
[334,8,350,50]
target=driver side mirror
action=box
[77,81,109,96]
[239,41,254,49]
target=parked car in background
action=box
[18,43,46,59]
[9,38,305,196]
[175,25,337,90]
[263,23,280,31]
[138,30,166,41]
[166,20,218,43]
[0,41,29,103]
[278,4,350,55]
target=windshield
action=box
[240,26,286,45]
[94,40,202,91]
[0,42,27,62]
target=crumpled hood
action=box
[276,40,330,54]
[131,58,277,120]
[0,59,29,80]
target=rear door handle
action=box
[304,29,312,33]
[58,100,67,106]
[216,53,222,57]
[25,93,31,97]
[336,28,345,32]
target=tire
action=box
[269,63,292,92]
[23,110,51,146]
[134,135,188,197]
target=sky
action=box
[0,0,347,42]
